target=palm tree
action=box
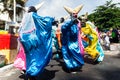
[0,0,27,20]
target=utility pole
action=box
[13,0,16,22]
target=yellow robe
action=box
[81,22,99,60]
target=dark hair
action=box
[28,6,37,13]
[52,20,59,26]
[81,22,86,27]
[60,17,65,23]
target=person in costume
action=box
[79,12,104,63]
[54,17,65,59]
[61,4,84,73]
[51,20,62,59]
[19,2,55,79]
[56,17,65,49]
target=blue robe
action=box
[61,19,84,69]
[19,12,54,76]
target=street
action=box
[0,53,120,80]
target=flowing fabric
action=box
[61,19,84,69]
[96,42,104,62]
[52,26,59,52]
[81,21,104,62]
[14,40,26,70]
[19,12,54,76]
[77,21,84,56]
[82,39,89,48]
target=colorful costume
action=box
[61,5,84,70]
[81,14,104,62]
[14,40,26,70]
[56,23,62,49]
[19,3,54,76]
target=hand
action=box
[73,19,78,24]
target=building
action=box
[0,2,24,33]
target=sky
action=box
[26,0,120,19]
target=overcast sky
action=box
[26,0,120,18]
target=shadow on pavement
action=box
[49,58,70,73]
[53,58,83,73]
[19,69,59,80]
[84,56,100,65]
[37,69,59,80]
[96,67,120,80]
[111,53,120,58]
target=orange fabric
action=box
[56,24,62,48]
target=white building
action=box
[0,3,12,30]
[0,2,23,33]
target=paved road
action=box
[0,53,120,80]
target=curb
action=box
[0,64,14,73]
[104,50,120,56]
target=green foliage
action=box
[88,0,120,31]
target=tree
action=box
[0,0,27,20]
[88,0,120,31]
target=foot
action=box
[94,54,100,62]
[71,71,77,74]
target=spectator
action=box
[104,31,110,50]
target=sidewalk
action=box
[104,43,120,56]
[0,64,14,73]
[104,50,120,56]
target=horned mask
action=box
[63,4,83,20]
[24,1,44,12]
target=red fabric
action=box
[0,34,18,49]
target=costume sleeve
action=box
[32,12,54,30]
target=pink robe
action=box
[78,21,84,56]
[14,40,26,70]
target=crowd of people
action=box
[99,28,120,50]
[12,2,120,80]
